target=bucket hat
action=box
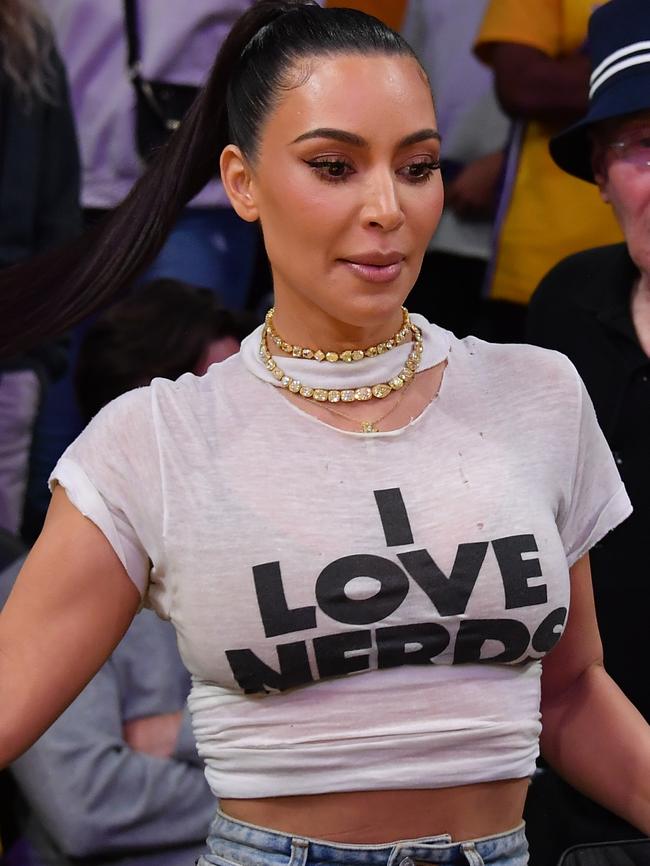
[549,0,650,182]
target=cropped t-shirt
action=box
[49,318,631,797]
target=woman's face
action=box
[236,53,443,339]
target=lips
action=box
[340,252,405,284]
[343,252,405,267]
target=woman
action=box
[0,3,649,865]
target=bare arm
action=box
[0,485,141,767]
[540,553,650,834]
[487,43,590,123]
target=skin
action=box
[221,54,443,350]
[1,52,650,845]
[221,52,447,432]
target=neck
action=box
[636,270,650,300]
[631,271,650,357]
[270,304,407,354]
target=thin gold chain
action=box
[313,385,409,433]
[316,357,447,433]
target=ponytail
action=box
[0,0,419,358]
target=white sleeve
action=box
[557,367,632,567]
[48,388,159,597]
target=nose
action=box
[360,169,405,232]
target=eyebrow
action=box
[291,127,441,148]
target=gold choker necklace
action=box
[259,318,424,408]
[264,307,411,363]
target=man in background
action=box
[526,0,650,861]
[474,0,622,341]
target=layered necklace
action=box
[258,307,424,433]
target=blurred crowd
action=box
[0,1,647,865]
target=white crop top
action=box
[49,318,631,797]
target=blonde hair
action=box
[0,0,56,107]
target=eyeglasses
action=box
[605,128,650,169]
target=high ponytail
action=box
[0,0,420,358]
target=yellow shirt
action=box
[325,0,407,32]
[475,0,621,304]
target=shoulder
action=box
[147,350,246,410]
[457,333,578,379]
[78,351,250,448]
[451,334,582,407]
[84,386,154,440]
[56,387,160,490]
[68,376,194,463]
[445,337,595,467]
[128,351,257,445]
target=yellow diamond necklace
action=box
[264,306,411,363]
[258,314,424,419]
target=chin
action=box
[340,282,414,320]
[334,297,410,330]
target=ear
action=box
[220,145,259,222]
[590,142,610,202]
[595,173,610,204]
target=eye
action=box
[398,159,441,184]
[305,158,355,183]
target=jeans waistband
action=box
[202,809,528,866]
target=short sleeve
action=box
[557,366,632,567]
[48,388,159,598]
[474,0,562,64]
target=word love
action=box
[226,489,567,693]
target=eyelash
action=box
[304,158,441,185]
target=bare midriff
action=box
[220,778,529,844]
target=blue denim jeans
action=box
[198,810,529,866]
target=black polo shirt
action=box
[527,242,650,722]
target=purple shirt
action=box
[45,1,255,208]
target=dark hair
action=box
[74,279,251,420]
[0,1,422,358]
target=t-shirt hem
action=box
[207,763,535,800]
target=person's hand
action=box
[445,151,505,221]
[122,710,183,758]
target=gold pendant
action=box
[361,421,378,433]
